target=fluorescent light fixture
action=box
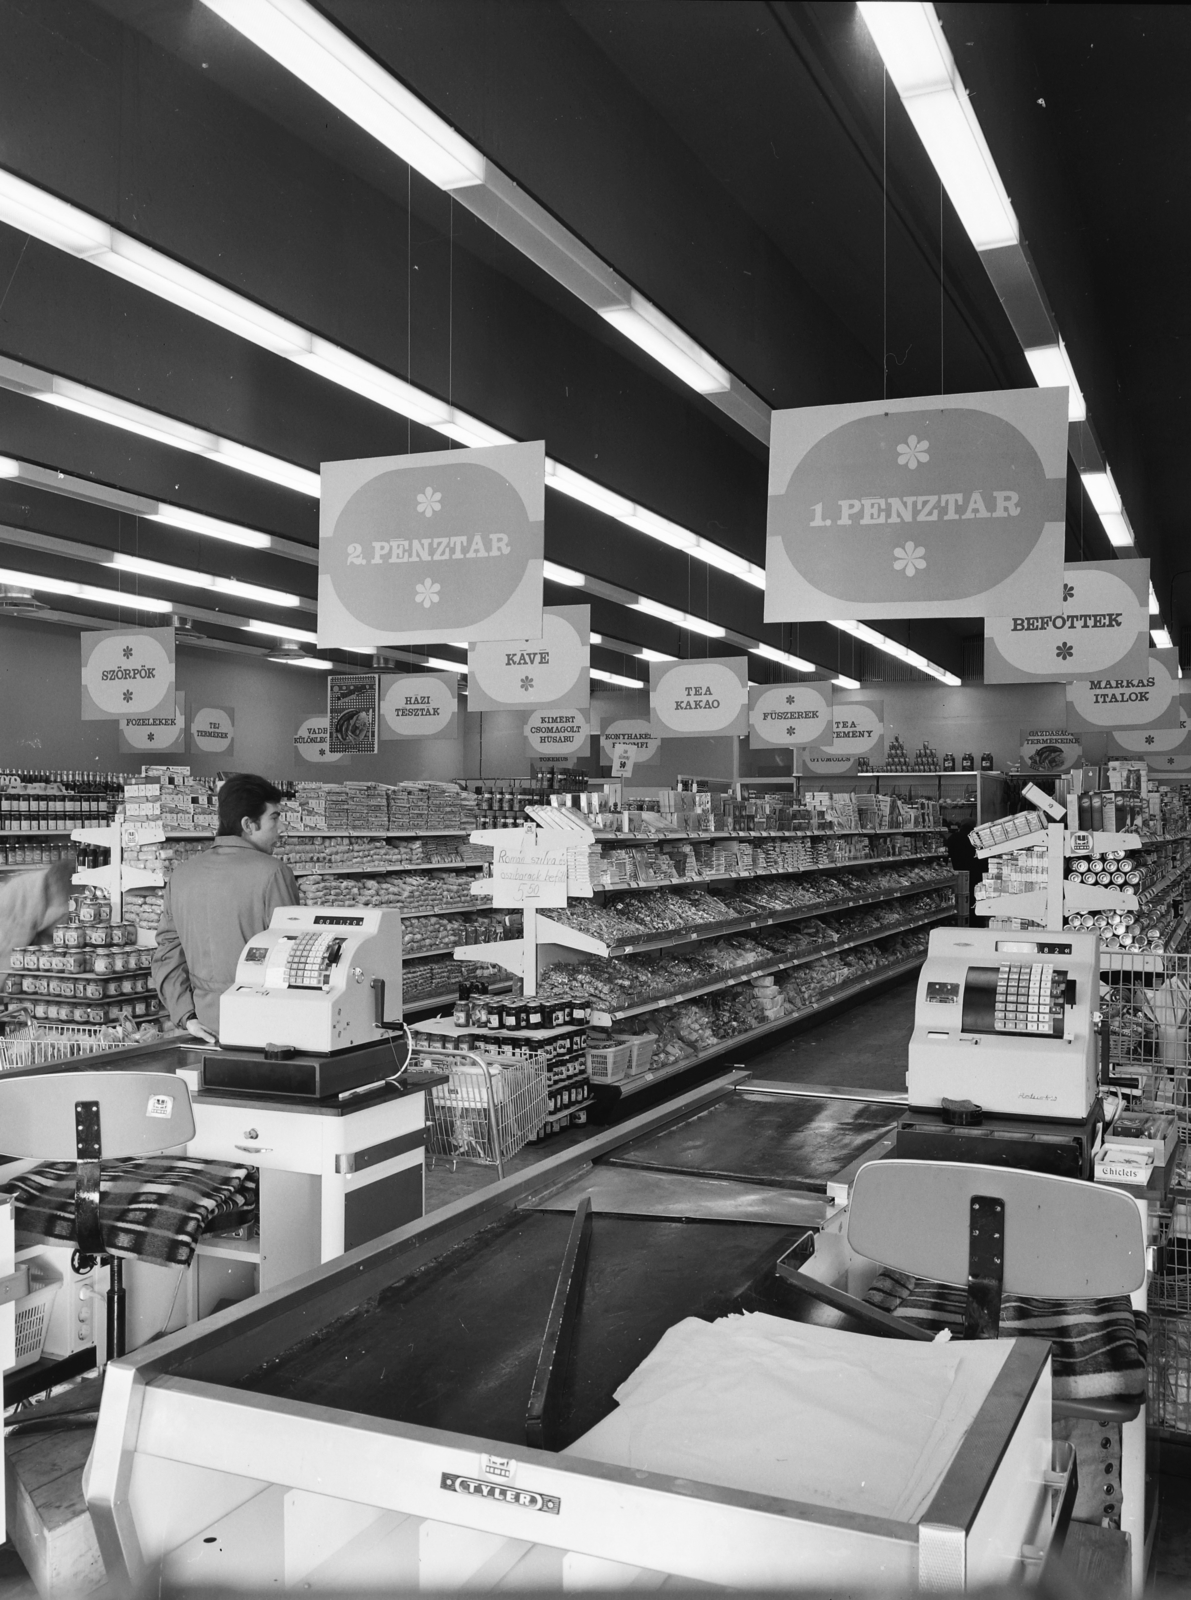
[1023,345,1086,423]
[438,411,515,449]
[1150,584,1161,617]
[751,642,816,673]
[1099,512,1134,550]
[0,166,109,256]
[830,619,961,686]
[636,647,676,662]
[0,456,19,478]
[109,552,301,608]
[542,560,586,586]
[144,505,273,551]
[200,0,486,190]
[1080,469,1121,517]
[620,505,698,552]
[242,619,317,643]
[590,632,603,645]
[545,459,635,520]
[1152,628,1174,650]
[0,565,173,613]
[266,638,332,668]
[292,656,335,669]
[692,538,766,587]
[293,340,451,425]
[448,641,470,648]
[599,292,731,396]
[857,2,1017,253]
[425,655,467,674]
[834,673,862,690]
[632,596,726,639]
[591,667,643,688]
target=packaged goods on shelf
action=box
[0,772,121,835]
[120,839,205,876]
[970,810,1048,852]
[279,836,480,875]
[122,889,164,939]
[296,870,481,914]
[977,846,1049,900]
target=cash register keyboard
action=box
[993,963,1066,1036]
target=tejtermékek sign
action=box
[765,387,1067,621]
[318,441,544,647]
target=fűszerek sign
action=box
[765,387,1067,622]
[748,680,834,748]
[985,559,1150,683]
[318,440,544,647]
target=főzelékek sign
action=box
[119,691,185,752]
[318,441,544,647]
[985,559,1150,682]
[765,387,1067,622]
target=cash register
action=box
[899,926,1103,1176]
[205,906,407,1099]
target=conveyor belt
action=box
[605,1089,899,1191]
[236,1208,800,1449]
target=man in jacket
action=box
[152,773,298,1042]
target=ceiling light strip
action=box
[830,620,961,686]
[197,0,770,439]
[857,3,1141,568]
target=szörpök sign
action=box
[748,680,834,749]
[81,625,175,720]
[650,658,748,739]
[318,440,544,647]
[765,387,1067,621]
[1065,648,1181,732]
[985,559,1150,683]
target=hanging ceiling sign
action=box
[191,705,234,755]
[380,672,458,740]
[524,707,594,758]
[1065,648,1181,732]
[81,625,175,721]
[765,387,1067,622]
[295,715,348,765]
[468,605,589,712]
[327,673,379,754]
[984,559,1150,683]
[318,440,544,647]
[599,718,660,766]
[119,691,185,754]
[649,657,748,739]
[1109,689,1191,770]
[748,680,834,749]
[1020,728,1083,774]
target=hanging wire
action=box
[882,66,888,401]
[406,163,412,456]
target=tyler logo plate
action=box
[440,1473,560,1514]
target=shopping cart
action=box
[415,1046,547,1180]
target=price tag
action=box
[610,743,637,778]
[145,1094,174,1120]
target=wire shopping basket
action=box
[415,1046,547,1179]
[0,1018,127,1071]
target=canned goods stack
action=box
[1065,851,1158,952]
[1,890,163,1025]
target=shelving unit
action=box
[741,771,1001,826]
[596,950,930,1103]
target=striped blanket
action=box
[1,1158,257,1268]
[864,1268,1148,1402]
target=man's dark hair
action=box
[217,773,283,837]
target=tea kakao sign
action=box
[380,672,458,739]
[650,658,748,739]
[318,440,544,647]
[1065,648,1181,732]
[81,625,175,720]
[748,680,834,749]
[765,387,1067,622]
[468,605,589,712]
[985,559,1150,683]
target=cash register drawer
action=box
[186,1102,329,1174]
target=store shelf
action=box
[601,951,929,1100]
[281,830,469,839]
[123,867,165,891]
[585,903,952,1027]
[402,979,517,1017]
[590,827,944,843]
[393,902,488,920]
[406,941,517,962]
[535,874,955,960]
[288,861,483,877]
[592,850,946,894]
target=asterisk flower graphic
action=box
[122,645,134,659]
[416,487,441,518]
[1145,734,1155,746]
[123,688,133,703]
[520,676,534,692]
[415,580,440,609]
[146,732,156,743]
[896,435,929,469]
[893,541,926,577]
[1063,583,1076,601]
[1055,642,1074,661]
